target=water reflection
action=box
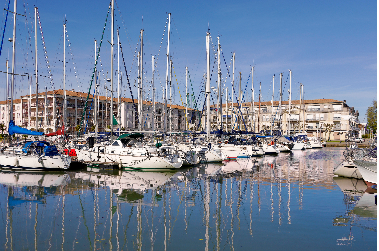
[333,176,377,246]
[0,148,376,250]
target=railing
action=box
[307,108,321,112]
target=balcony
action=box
[333,117,341,121]
[307,108,321,112]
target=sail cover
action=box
[8,120,44,136]
[45,125,64,137]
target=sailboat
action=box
[75,133,183,169]
[0,3,71,170]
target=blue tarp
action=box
[8,120,44,136]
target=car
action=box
[354,138,364,143]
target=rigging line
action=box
[114,2,133,54]
[65,22,81,91]
[172,65,184,106]
[36,8,53,87]
[0,0,11,57]
[78,0,111,134]
[119,41,138,120]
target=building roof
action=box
[214,98,344,108]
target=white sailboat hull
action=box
[0,153,71,170]
[354,160,377,184]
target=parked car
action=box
[355,138,364,143]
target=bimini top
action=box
[22,141,58,156]
[117,133,144,140]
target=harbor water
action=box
[0,148,376,250]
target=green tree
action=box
[0,123,5,135]
[366,100,377,134]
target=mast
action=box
[185,66,188,131]
[288,70,291,135]
[152,56,155,132]
[34,6,38,131]
[225,87,228,132]
[139,29,143,131]
[10,0,16,125]
[44,86,47,127]
[301,84,305,133]
[169,60,172,132]
[6,60,9,127]
[63,21,66,135]
[94,39,98,138]
[117,29,120,134]
[251,66,254,132]
[279,73,282,133]
[258,82,261,133]
[28,63,31,129]
[137,52,140,129]
[271,75,274,136]
[164,13,171,136]
[206,30,210,139]
[300,82,302,134]
[110,0,114,141]
[217,36,222,131]
[232,52,235,131]
[239,72,242,130]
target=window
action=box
[112,141,120,146]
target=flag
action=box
[113,115,118,125]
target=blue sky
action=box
[0,0,376,122]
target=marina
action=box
[0,148,376,250]
[0,1,376,250]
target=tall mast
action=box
[301,84,305,133]
[169,60,172,132]
[239,72,242,130]
[44,86,47,127]
[217,36,222,131]
[299,82,302,134]
[110,0,114,141]
[34,6,38,130]
[251,66,254,132]
[139,29,143,131]
[225,87,228,132]
[185,66,188,131]
[63,21,66,134]
[287,70,292,135]
[279,73,282,133]
[6,60,9,127]
[232,52,235,131]
[117,29,120,134]
[137,52,140,129]
[10,0,16,124]
[206,30,210,139]
[164,13,171,136]
[152,56,155,132]
[271,75,274,136]
[28,62,31,128]
[258,82,261,133]
[94,39,98,137]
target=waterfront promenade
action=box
[325,139,372,148]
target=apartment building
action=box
[0,89,201,135]
[209,99,359,141]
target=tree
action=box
[366,100,377,134]
[323,123,334,141]
[0,123,5,135]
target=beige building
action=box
[209,99,359,141]
[0,89,201,135]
